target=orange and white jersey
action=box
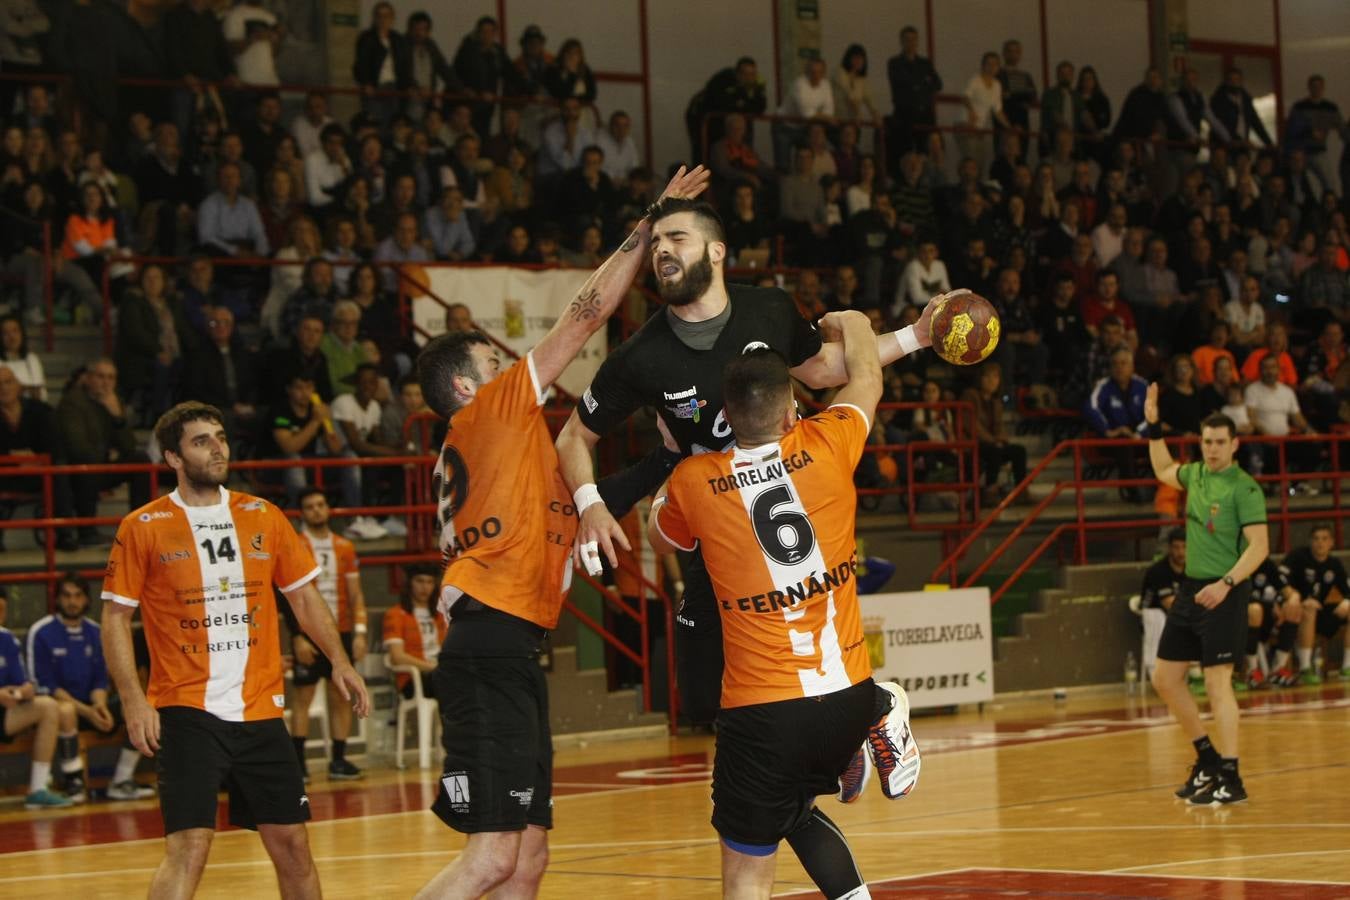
[653,404,873,709]
[433,353,577,629]
[102,487,320,722]
[303,530,359,632]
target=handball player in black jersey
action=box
[556,196,957,725]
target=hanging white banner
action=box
[410,266,607,399]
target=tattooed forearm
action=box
[620,229,641,253]
[566,287,603,321]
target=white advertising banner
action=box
[410,266,606,399]
[858,588,994,709]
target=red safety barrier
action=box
[931,432,1350,603]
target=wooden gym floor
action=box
[2,683,1348,899]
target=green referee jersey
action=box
[1177,461,1267,579]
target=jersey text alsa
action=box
[578,285,821,455]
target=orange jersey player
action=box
[412,165,710,900]
[649,311,921,900]
[100,401,370,899]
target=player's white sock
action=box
[1245,654,1258,671]
[834,887,872,900]
[1275,649,1291,670]
[1257,644,1269,671]
[29,761,52,793]
[113,747,140,784]
[1298,648,1313,670]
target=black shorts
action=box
[291,632,354,687]
[1254,601,1277,641]
[156,706,310,835]
[0,705,12,742]
[674,549,725,726]
[712,679,878,847]
[431,603,552,833]
[1315,603,1348,638]
[1158,578,1251,668]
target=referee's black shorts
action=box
[156,706,310,834]
[1157,577,1251,668]
[712,679,877,846]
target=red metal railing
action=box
[0,451,679,722]
[931,433,1350,603]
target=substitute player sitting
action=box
[102,401,370,900]
[283,486,369,781]
[0,587,77,809]
[1278,523,1350,684]
[649,311,920,900]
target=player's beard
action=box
[657,246,714,307]
[183,456,229,492]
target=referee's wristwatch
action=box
[1222,574,1235,587]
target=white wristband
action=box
[573,483,604,515]
[895,325,921,356]
[354,624,368,635]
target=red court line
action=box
[0,752,713,854]
[781,867,1350,898]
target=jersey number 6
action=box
[751,485,816,566]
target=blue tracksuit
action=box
[25,615,108,701]
[0,628,27,688]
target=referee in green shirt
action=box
[1144,384,1269,806]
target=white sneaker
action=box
[380,516,408,537]
[866,681,921,799]
[107,780,156,801]
[344,517,388,540]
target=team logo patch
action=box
[139,511,173,523]
[442,772,471,813]
[743,341,769,353]
[664,386,706,422]
[582,387,598,414]
[1205,502,1221,533]
[251,533,264,551]
[509,788,535,807]
[219,576,232,594]
[273,694,285,708]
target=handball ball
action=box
[931,292,1000,365]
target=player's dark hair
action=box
[722,349,792,442]
[296,485,326,508]
[647,197,726,245]
[1310,522,1333,538]
[400,562,441,613]
[56,571,90,606]
[418,330,493,417]
[155,401,225,459]
[1166,527,1186,544]
[1200,412,1237,438]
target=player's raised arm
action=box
[1144,382,1183,489]
[531,165,710,391]
[789,289,970,388]
[821,310,884,424]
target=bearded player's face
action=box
[651,212,719,307]
[171,419,230,489]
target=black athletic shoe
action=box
[1174,762,1218,799]
[328,759,363,780]
[1187,776,1247,806]
[63,773,87,804]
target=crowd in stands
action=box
[0,7,1347,524]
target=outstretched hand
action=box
[914,289,971,350]
[1144,382,1160,425]
[657,165,711,203]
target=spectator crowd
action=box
[2,8,1350,519]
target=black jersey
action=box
[578,285,822,455]
[1250,558,1288,606]
[1279,548,1350,603]
[1140,558,1184,609]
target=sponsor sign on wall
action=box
[859,588,994,709]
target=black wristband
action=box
[1146,422,1164,440]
